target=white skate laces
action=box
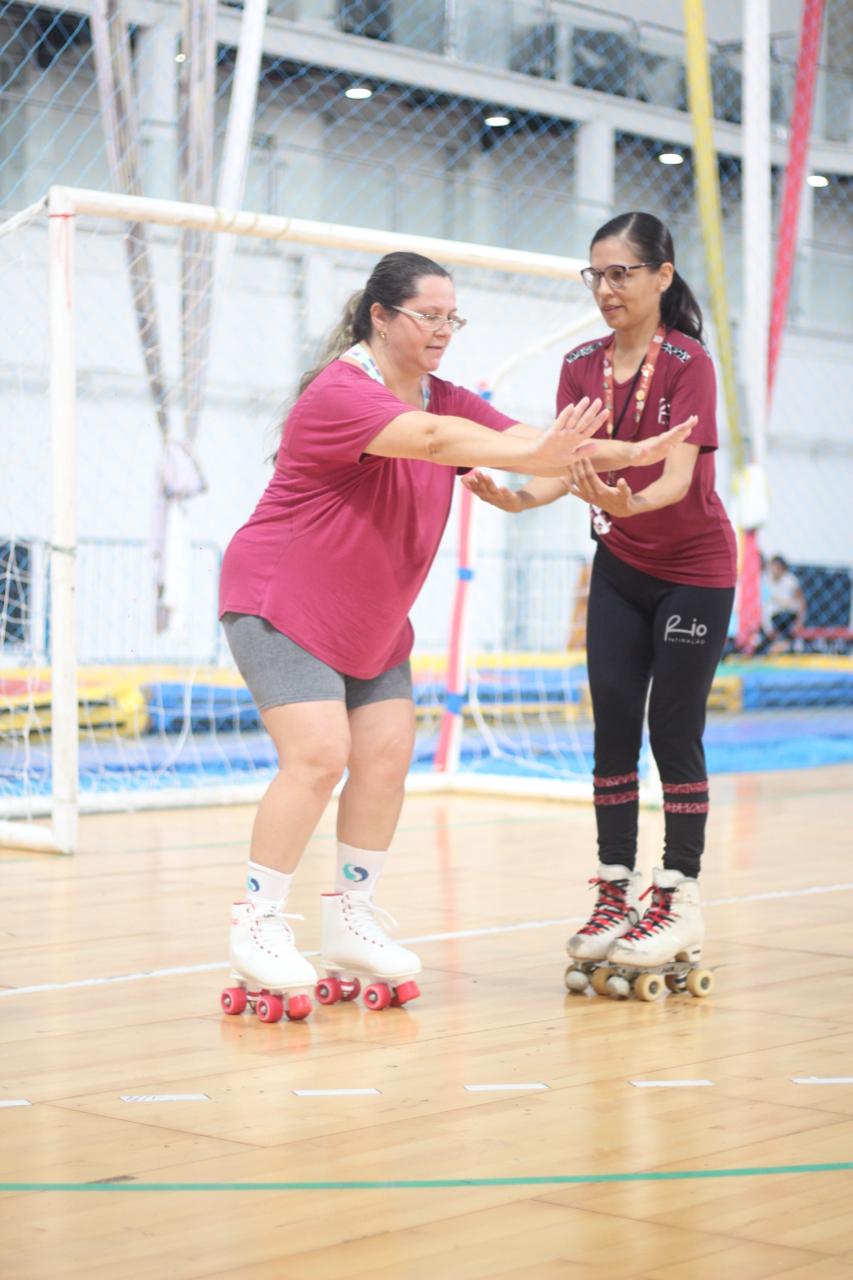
[235,902,305,956]
[341,892,398,948]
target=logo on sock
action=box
[247,875,261,893]
[343,863,369,883]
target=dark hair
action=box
[590,211,704,343]
[297,251,452,395]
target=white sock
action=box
[334,841,388,898]
[245,860,294,910]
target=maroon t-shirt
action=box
[557,330,737,588]
[219,360,516,678]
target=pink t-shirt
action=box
[557,330,737,588]
[219,360,517,678]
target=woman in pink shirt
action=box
[218,249,690,1020]
[464,213,737,1001]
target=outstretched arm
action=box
[502,417,696,473]
[460,471,568,513]
[565,442,701,517]
[363,398,608,477]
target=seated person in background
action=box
[754,554,807,654]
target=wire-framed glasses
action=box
[392,305,467,332]
[580,263,660,291]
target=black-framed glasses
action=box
[392,305,467,333]
[580,263,660,291]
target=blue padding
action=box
[446,692,466,714]
[143,682,262,733]
[740,670,853,709]
[457,567,474,581]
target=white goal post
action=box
[1,184,609,854]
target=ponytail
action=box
[660,269,704,343]
[296,289,372,396]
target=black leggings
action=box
[586,544,734,879]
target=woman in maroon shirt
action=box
[218,248,688,1019]
[464,212,736,997]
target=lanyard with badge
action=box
[344,343,431,411]
[591,324,666,537]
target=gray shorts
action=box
[221,613,413,712]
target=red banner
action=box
[767,0,826,404]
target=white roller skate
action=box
[602,868,714,1002]
[315,891,422,1011]
[220,901,317,1023]
[564,864,642,996]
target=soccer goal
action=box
[0,183,629,854]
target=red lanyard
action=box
[602,325,666,437]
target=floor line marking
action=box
[292,1088,380,1097]
[630,1080,714,1089]
[464,1083,548,1092]
[119,1094,210,1103]
[3,1161,853,1192]
[0,1099,31,1108]
[3,881,853,1000]
[792,1077,853,1085]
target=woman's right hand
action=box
[461,470,526,512]
[531,398,608,472]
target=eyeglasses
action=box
[392,305,467,333]
[580,263,660,291]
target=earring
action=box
[379,331,386,340]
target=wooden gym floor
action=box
[1,764,852,1279]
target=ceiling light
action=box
[484,114,511,128]
[658,151,684,165]
[345,85,372,100]
[807,173,829,187]
[175,52,186,63]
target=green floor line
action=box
[3,1161,852,1192]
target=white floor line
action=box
[630,1080,714,1089]
[791,1077,853,1085]
[0,1099,32,1107]
[292,1088,380,1097]
[464,1083,548,1092]
[120,1094,210,1103]
[2,880,853,1002]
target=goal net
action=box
[1,184,645,854]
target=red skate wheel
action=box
[220,987,247,1015]
[363,983,392,1011]
[285,993,312,1021]
[256,993,284,1023]
[315,977,342,1005]
[340,978,361,1002]
[390,980,420,1007]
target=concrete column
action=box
[575,117,614,248]
[135,24,179,200]
[823,0,853,143]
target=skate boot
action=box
[602,867,714,1002]
[564,864,642,996]
[220,901,317,1023]
[315,890,422,1011]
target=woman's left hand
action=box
[566,456,635,516]
[629,416,696,467]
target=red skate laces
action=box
[624,885,675,939]
[577,877,632,936]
